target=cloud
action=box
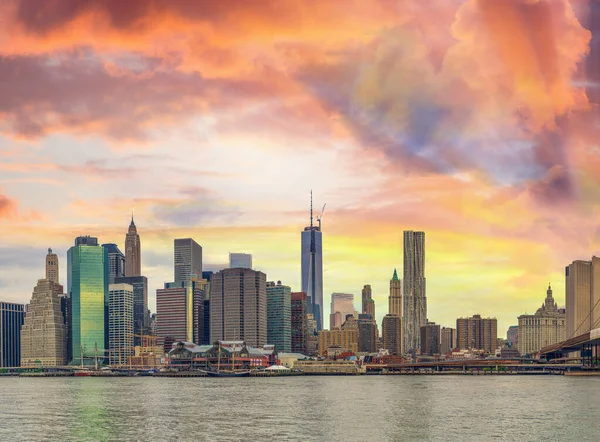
[0,194,18,218]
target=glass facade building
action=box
[68,237,108,364]
[102,243,125,284]
[114,275,148,345]
[108,283,134,366]
[267,281,291,353]
[174,238,203,286]
[0,302,25,367]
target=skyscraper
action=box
[108,283,134,366]
[420,322,440,356]
[301,192,324,331]
[266,281,291,352]
[362,285,375,320]
[21,279,66,367]
[125,215,141,277]
[330,293,354,329]
[68,236,108,364]
[440,327,457,354]
[229,253,253,269]
[174,238,203,286]
[382,314,402,355]
[456,315,498,353]
[46,248,59,285]
[358,319,377,353]
[389,269,402,316]
[291,292,308,354]
[403,231,426,353]
[156,281,205,345]
[102,243,125,284]
[0,302,25,367]
[565,258,600,338]
[210,268,267,346]
[114,275,148,345]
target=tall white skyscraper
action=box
[229,253,252,269]
[174,238,203,285]
[403,230,426,353]
[301,193,324,331]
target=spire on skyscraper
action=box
[392,268,399,282]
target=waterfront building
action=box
[229,253,252,269]
[20,279,66,367]
[156,280,205,345]
[420,322,440,356]
[329,293,354,329]
[507,325,519,348]
[358,319,378,353]
[108,283,134,366]
[125,216,141,277]
[266,281,291,353]
[102,243,125,284]
[518,285,566,356]
[565,258,600,337]
[168,341,276,370]
[114,275,148,345]
[301,192,324,331]
[318,328,358,355]
[403,231,427,353]
[68,236,108,364]
[46,248,59,285]
[291,292,308,354]
[382,314,402,355]
[210,268,267,346]
[174,238,203,286]
[440,327,457,354]
[306,313,319,355]
[456,315,498,353]
[0,302,25,367]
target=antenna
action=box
[310,190,313,228]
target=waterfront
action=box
[1,377,598,441]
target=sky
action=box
[1,0,600,337]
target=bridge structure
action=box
[539,328,600,368]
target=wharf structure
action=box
[167,341,276,370]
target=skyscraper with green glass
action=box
[266,281,291,352]
[68,236,108,364]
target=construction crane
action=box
[317,203,326,230]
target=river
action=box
[0,376,598,441]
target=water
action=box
[0,376,598,441]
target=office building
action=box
[200,272,213,345]
[566,258,600,337]
[156,280,205,345]
[507,325,519,348]
[382,314,402,355]
[291,292,308,354]
[306,314,318,355]
[440,327,457,354]
[330,293,354,329]
[114,275,148,345]
[210,268,267,347]
[102,243,125,284]
[229,253,252,269]
[358,319,378,353]
[518,285,566,356]
[108,283,134,366]
[125,216,141,277]
[318,328,358,355]
[403,231,426,353]
[266,281,291,353]
[174,238,203,286]
[0,302,25,367]
[68,236,108,364]
[46,248,59,285]
[456,315,498,353]
[21,279,66,367]
[362,285,375,319]
[301,192,324,331]
[389,268,402,316]
[420,322,440,356]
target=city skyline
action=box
[3,0,600,336]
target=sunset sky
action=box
[1,0,600,336]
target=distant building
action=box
[420,322,440,356]
[210,268,267,347]
[358,319,378,353]
[114,276,148,345]
[318,328,358,355]
[440,327,457,354]
[266,281,291,353]
[291,292,308,354]
[362,285,375,320]
[403,231,427,353]
[125,216,141,277]
[68,236,108,364]
[108,283,134,366]
[174,238,203,286]
[518,285,566,356]
[565,258,600,337]
[301,193,324,331]
[389,269,402,317]
[330,293,354,329]
[102,243,125,284]
[506,326,519,348]
[45,248,60,286]
[382,314,402,355]
[0,302,25,367]
[156,281,205,345]
[21,279,66,367]
[306,314,319,356]
[229,253,252,269]
[456,315,498,354]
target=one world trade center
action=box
[301,192,324,331]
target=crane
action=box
[317,203,326,230]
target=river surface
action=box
[0,376,598,441]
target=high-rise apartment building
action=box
[403,231,426,353]
[125,216,141,277]
[362,285,375,320]
[382,314,402,355]
[266,281,291,352]
[108,283,134,366]
[229,253,253,269]
[21,279,66,367]
[456,315,498,353]
[330,293,354,329]
[291,292,308,354]
[114,275,148,345]
[0,302,25,367]
[565,258,600,338]
[420,322,440,356]
[68,236,108,364]
[210,268,267,347]
[156,281,205,345]
[102,243,125,284]
[440,327,457,354]
[518,285,566,356]
[174,238,203,286]
[301,193,324,331]
[46,248,59,285]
